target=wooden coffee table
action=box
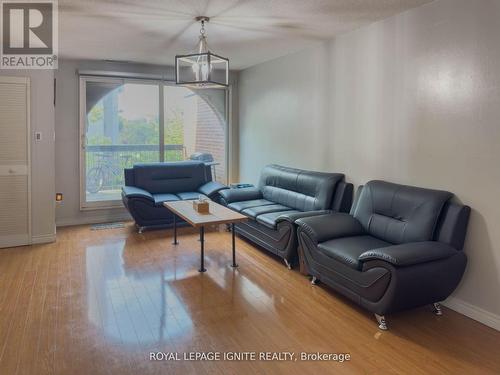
[163,200,248,272]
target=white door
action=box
[0,76,31,248]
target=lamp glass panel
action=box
[210,55,229,85]
[176,53,228,87]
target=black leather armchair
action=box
[220,164,353,269]
[296,180,470,330]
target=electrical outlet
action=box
[35,132,42,141]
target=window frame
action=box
[78,75,229,211]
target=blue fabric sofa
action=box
[121,161,227,232]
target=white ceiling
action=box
[59,0,433,70]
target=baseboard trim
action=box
[56,213,132,227]
[444,297,500,331]
[0,234,30,248]
[31,233,56,244]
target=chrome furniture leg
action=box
[375,314,388,330]
[433,302,443,316]
[284,259,292,270]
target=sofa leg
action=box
[284,259,292,270]
[311,276,318,285]
[375,314,388,330]
[433,302,443,316]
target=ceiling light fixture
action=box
[175,16,229,88]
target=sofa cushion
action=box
[177,192,206,201]
[352,180,453,244]
[132,162,208,194]
[317,235,391,270]
[241,204,293,219]
[257,210,301,229]
[228,199,274,212]
[258,164,344,211]
[152,193,179,206]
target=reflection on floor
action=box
[1,223,499,374]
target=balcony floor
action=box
[87,189,122,202]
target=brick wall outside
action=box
[195,97,227,184]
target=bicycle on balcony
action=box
[87,152,132,194]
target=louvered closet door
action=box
[0,76,30,248]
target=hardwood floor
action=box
[1,223,499,374]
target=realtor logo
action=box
[1,0,58,69]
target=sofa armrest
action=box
[219,187,262,204]
[122,186,154,201]
[276,210,332,224]
[358,241,458,267]
[198,181,228,197]
[296,213,365,244]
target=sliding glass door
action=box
[79,76,228,209]
[163,86,227,184]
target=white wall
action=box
[0,69,56,243]
[238,0,500,330]
[55,59,239,226]
[238,45,332,182]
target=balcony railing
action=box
[85,144,185,198]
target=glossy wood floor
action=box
[1,223,500,375]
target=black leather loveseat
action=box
[219,165,353,269]
[296,180,470,330]
[122,161,227,232]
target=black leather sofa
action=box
[296,180,470,330]
[219,165,353,269]
[122,161,227,232]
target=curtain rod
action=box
[77,69,175,82]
